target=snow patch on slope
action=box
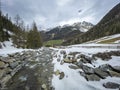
[0,39,26,56]
[86,34,120,44]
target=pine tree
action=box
[27,22,42,49]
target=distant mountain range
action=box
[63,3,120,45]
[41,21,93,41]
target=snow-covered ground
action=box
[0,40,26,56]
[0,39,120,90]
[51,44,120,90]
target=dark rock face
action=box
[103,82,120,89]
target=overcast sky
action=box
[2,0,120,29]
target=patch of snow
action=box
[80,27,88,32]
[0,40,28,56]
[114,40,120,43]
[19,76,27,81]
[3,29,13,35]
[93,56,120,67]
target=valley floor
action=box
[0,44,120,90]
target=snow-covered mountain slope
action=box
[73,21,93,32]
[41,21,93,41]
[85,34,120,44]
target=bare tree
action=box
[14,14,21,26]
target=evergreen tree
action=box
[27,22,42,49]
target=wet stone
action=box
[59,72,65,80]
[9,61,19,69]
[69,65,79,70]
[0,61,5,69]
[103,82,120,89]
[85,74,100,81]
[82,65,94,74]
[94,68,109,79]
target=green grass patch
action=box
[43,40,63,47]
[98,37,120,44]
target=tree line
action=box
[0,13,43,49]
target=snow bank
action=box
[0,40,26,56]
[52,44,120,90]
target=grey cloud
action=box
[2,0,120,29]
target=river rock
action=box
[93,52,112,60]
[11,65,22,76]
[98,64,112,72]
[54,70,60,76]
[0,69,5,79]
[57,58,60,62]
[41,84,47,90]
[82,65,94,74]
[85,74,100,81]
[4,67,12,75]
[60,50,66,55]
[80,58,89,63]
[59,72,65,80]
[103,82,120,89]
[60,60,64,65]
[79,71,86,77]
[84,56,93,64]
[94,68,109,79]
[76,61,83,68]
[9,61,19,69]
[80,54,85,58]
[0,75,11,87]
[63,58,72,63]
[69,65,79,70]
[111,66,120,73]
[109,70,120,77]
[0,61,5,69]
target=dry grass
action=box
[98,37,120,44]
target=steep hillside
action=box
[63,3,120,45]
[41,21,93,41]
[0,14,26,48]
[85,34,120,44]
